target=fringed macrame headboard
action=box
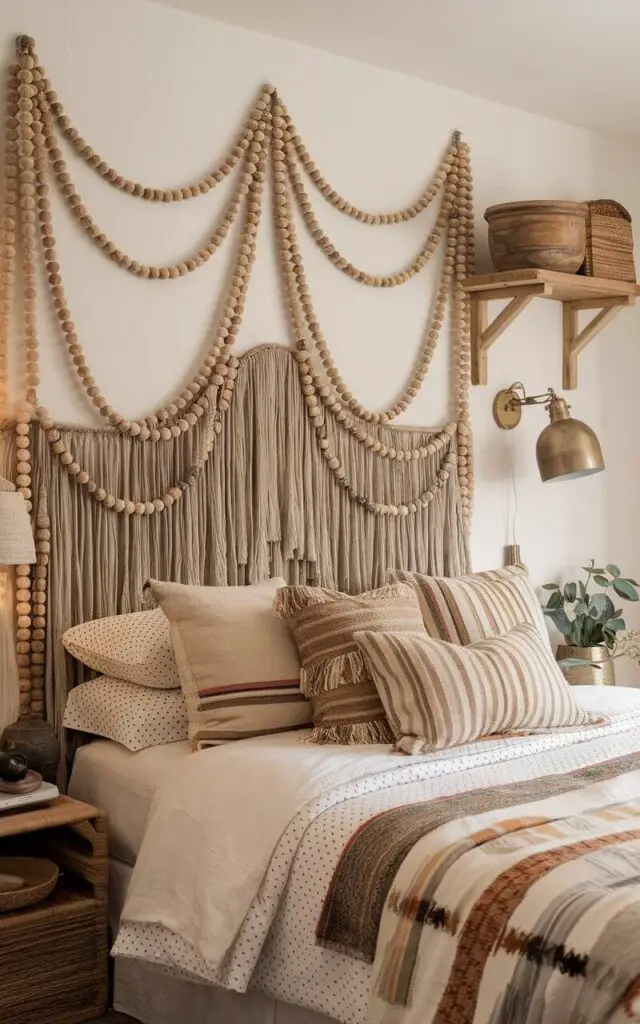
[7,344,468,734]
[2,35,475,738]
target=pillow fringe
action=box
[301,650,369,696]
[304,720,394,745]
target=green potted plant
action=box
[542,560,639,685]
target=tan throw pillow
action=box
[387,564,548,646]
[63,676,188,751]
[147,578,311,749]
[355,622,595,754]
[274,583,424,745]
[63,608,180,689]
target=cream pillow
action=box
[147,578,311,749]
[387,564,549,646]
[63,676,188,751]
[63,608,179,689]
[355,622,595,754]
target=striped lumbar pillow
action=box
[354,622,595,754]
[387,564,549,646]
[148,578,311,749]
[274,583,424,744]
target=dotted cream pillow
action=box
[62,608,179,689]
[63,676,188,751]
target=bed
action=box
[68,685,640,1024]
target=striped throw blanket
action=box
[318,752,640,1024]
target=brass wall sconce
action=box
[493,383,605,482]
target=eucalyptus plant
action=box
[542,560,639,650]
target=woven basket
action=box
[582,199,636,282]
[0,857,58,911]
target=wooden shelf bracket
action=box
[470,284,549,385]
[562,295,633,389]
[464,269,640,389]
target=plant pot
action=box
[556,644,615,686]
[485,200,588,273]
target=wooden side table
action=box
[0,795,108,1024]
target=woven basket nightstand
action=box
[0,796,108,1024]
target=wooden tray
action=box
[0,857,59,912]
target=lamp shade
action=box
[536,396,604,483]
[0,484,36,565]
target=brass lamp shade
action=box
[536,396,604,483]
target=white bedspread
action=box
[113,687,640,1024]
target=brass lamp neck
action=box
[547,395,571,423]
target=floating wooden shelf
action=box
[463,269,640,389]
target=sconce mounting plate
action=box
[493,388,522,430]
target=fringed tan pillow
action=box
[274,583,424,744]
[148,578,311,749]
[387,564,549,646]
[355,622,595,754]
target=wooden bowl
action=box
[485,200,588,273]
[0,857,59,912]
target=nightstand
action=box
[0,795,108,1024]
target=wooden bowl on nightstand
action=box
[485,200,588,273]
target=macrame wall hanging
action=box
[1,35,475,725]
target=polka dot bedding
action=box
[62,608,180,689]
[63,675,188,750]
[114,694,640,1024]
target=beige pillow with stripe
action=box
[387,564,549,646]
[355,622,595,754]
[274,583,424,744]
[148,578,311,749]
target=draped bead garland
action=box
[7,34,475,718]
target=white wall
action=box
[5,0,640,645]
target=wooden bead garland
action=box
[449,141,474,517]
[0,63,18,427]
[13,37,37,715]
[30,56,269,440]
[5,63,33,715]
[276,125,462,434]
[284,144,450,287]
[9,34,474,529]
[41,110,269,511]
[37,80,254,279]
[279,95,459,225]
[37,71,273,203]
[270,121,461,507]
[275,159,458,462]
[29,488,49,716]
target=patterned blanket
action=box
[318,752,640,1024]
